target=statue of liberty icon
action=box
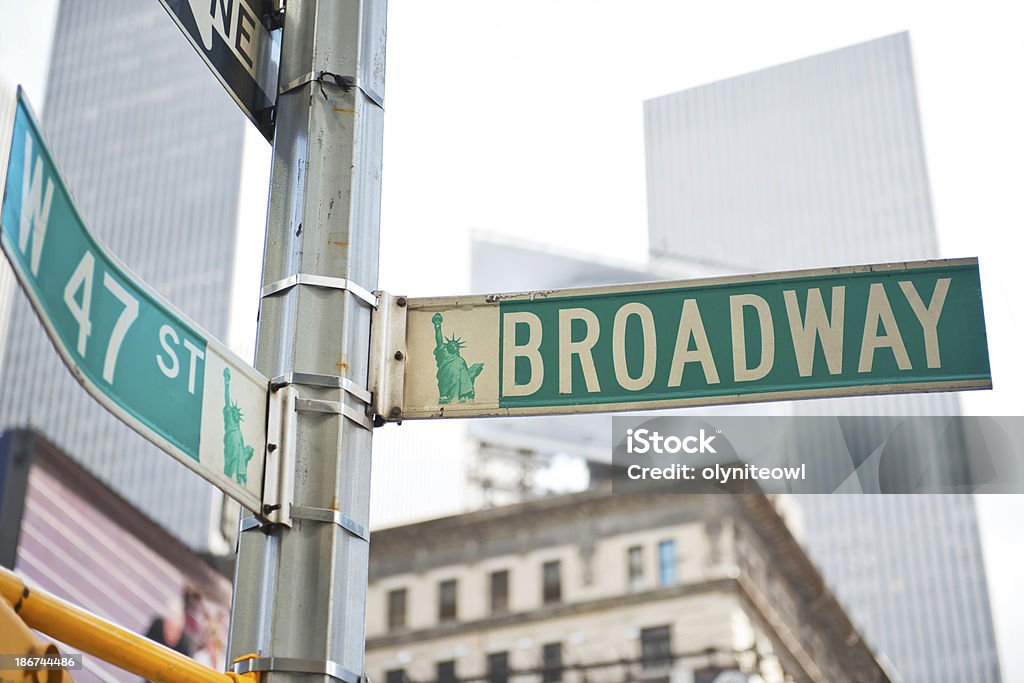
[223,367,255,485]
[432,313,484,404]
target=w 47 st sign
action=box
[0,89,288,517]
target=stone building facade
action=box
[365,490,891,683]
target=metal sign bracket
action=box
[261,273,379,308]
[295,397,374,431]
[291,505,369,541]
[269,371,374,431]
[259,384,298,526]
[369,292,408,423]
[260,0,286,30]
[232,655,362,683]
[270,371,371,405]
[279,70,384,110]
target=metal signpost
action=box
[224,0,386,681]
[373,259,990,420]
[0,89,286,518]
[157,0,281,140]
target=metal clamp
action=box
[260,0,285,30]
[261,384,297,527]
[368,292,409,421]
[279,70,352,96]
[296,397,375,431]
[262,273,379,308]
[271,371,372,405]
[241,506,369,540]
[292,505,369,541]
[232,656,361,683]
[279,70,385,110]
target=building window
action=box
[640,625,673,669]
[627,545,644,591]
[542,642,563,683]
[439,579,457,622]
[387,588,407,630]
[386,670,406,683]
[490,569,510,613]
[542,560,562,604]
[657,540,677,586]
[437,660,456,683]
[487,652,509,683]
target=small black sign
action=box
[159,0,280,141]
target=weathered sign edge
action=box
[406,257,981,311]
[398,378,991,420]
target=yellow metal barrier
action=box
[0,596,74,682]
[0,566,255,683]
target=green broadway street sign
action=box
[375,258,991,420]
[0,88,271,513]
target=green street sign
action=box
[378,258,991,419]
[0,88,270,513]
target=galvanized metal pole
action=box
[227,0,386,680]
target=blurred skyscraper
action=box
[0,0,248,551]
[0,265,12,370]
[643,32,1001,683]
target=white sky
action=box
[2,0,1023,679]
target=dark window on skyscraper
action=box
[490,569,510,613]
[487,652,509,683]
[542,560,561,604]
[627,545,644,590]
[439,579,457,622]
[437,660,456,683]
[641,625,673,669]
[542,642,563,683]
[387,588,407,630]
